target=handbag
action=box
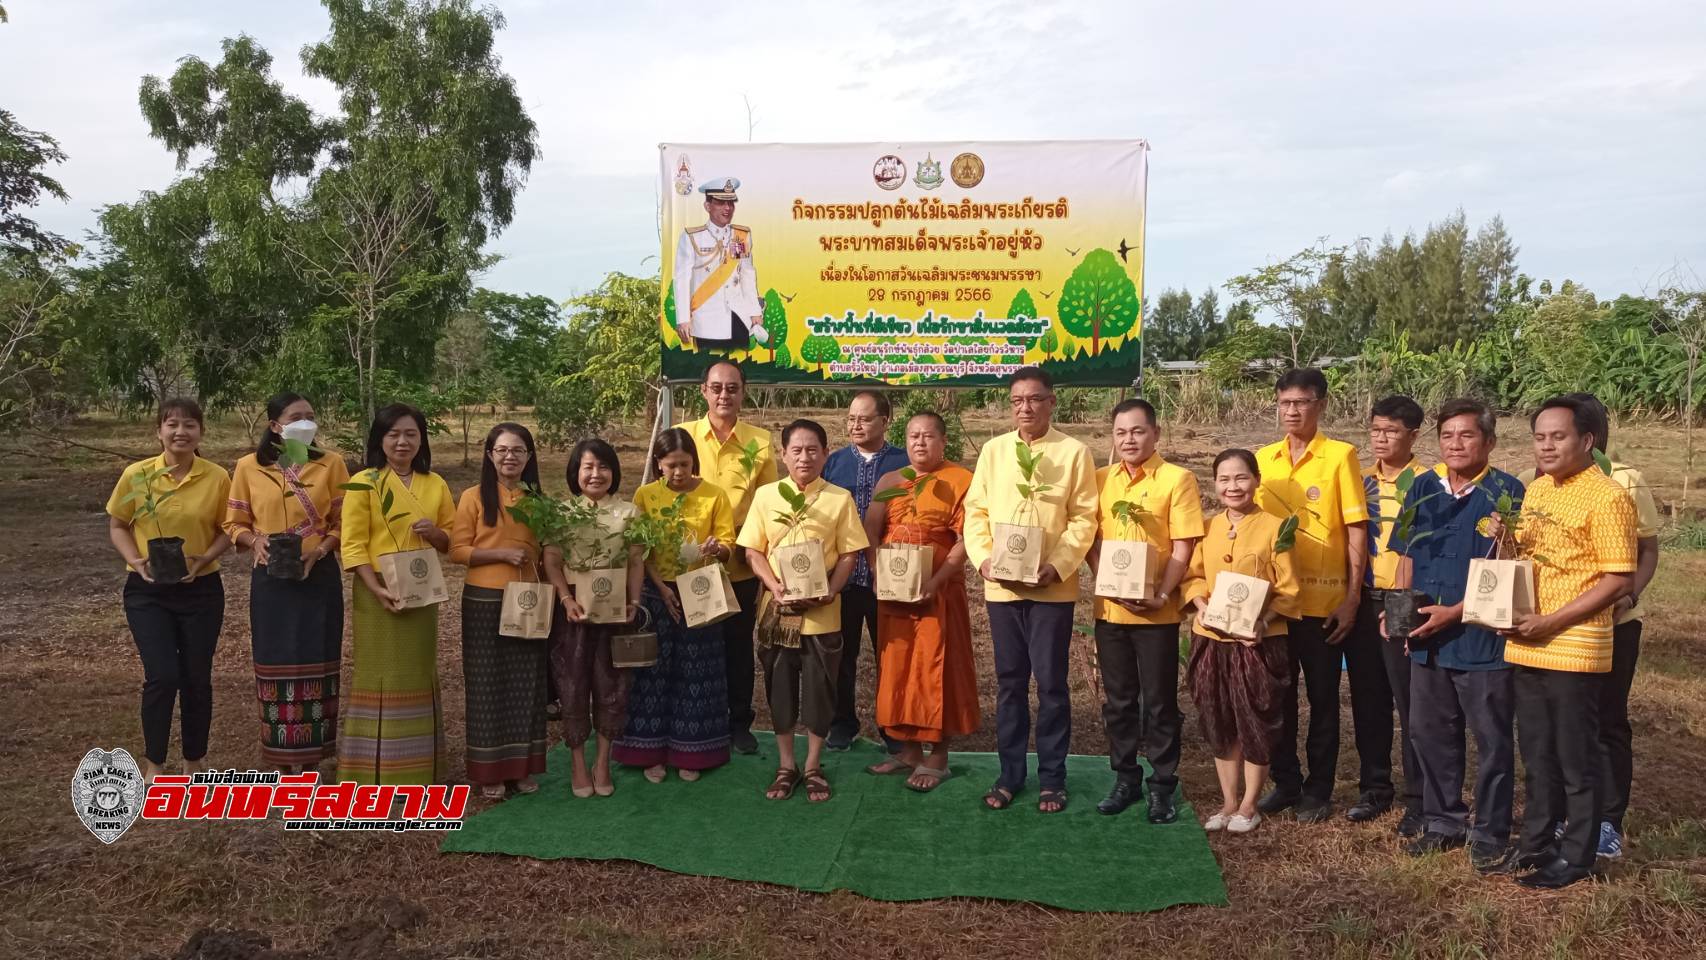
[610,605,658,669]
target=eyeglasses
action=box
[491,446,531,457]
[1010,395,1053,408]
[1278,399,1321,411]
[705,383,742,395]
[1370,427,1412,439]
[847,415,883,426]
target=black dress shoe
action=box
[1097,780,1141,816]
[1470,840,1512,874]
[1295,796,1333,823]
[730,730,759,755]
[1257,788,1301,815]
[1516,858,1592,890]
[1395,810,1425,839]
[1406,832,1465,857]
[1146,788,1177,824]
[1346,794,1392,823]
[1513,847,1560,872]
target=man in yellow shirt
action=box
[738,419,870,803]
[1505,395,1637,890]
[1087,398,1203,823]
[964,367,1099,814]
[684,359,778,754]
[1254,368,1369,823]
[1346,395,1425,833]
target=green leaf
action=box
[338,481,375,491]
[872,486,909,502]
[898,466,918,481]
[1593,449,1614,476]
[380,489,395,513]
[1274,514,1300,554]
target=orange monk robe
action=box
[874,463,980,742]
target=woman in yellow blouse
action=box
[106,397,232,781]
[449,422,547,800]
[337,404,454,787]
[612,427,736,783]
[223,392,350,773]
[1181,449,1301,835]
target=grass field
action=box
[2,407,1703,959]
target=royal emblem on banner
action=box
[951,152,984,188]
[913,154,944,190]
[873,154,905,190]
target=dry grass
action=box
[1,410,1703,959]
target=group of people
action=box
[107,362,1653,890]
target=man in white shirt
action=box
[673,177,765,352]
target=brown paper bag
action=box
[499,569,554,639]
[774,538,829,602]
[876,543,933,603]
[1094,539,1158,601]
[1199,571,1272,640]
[1461,558,1538,630]
[375,547,448,609]
[989,521,1043,583]
[677,563,740,628]
[569,566,628,624]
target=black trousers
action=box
[1599,620,1641,830]
[1270,615,1341,802]
[1410,661,1515,845]
[1515,665,1603,869]
[1344,593,1421,812]
[989,600,1074,791]
[1093,620,1180,792]
[122,572,224,765]
[724,577,762,735]
[832,583,898,750]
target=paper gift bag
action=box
[375,547,448,610]
[1461,558,1538,630]
[499,571,554,639]
[989,521,1043,583]
[876,543,933,603]
[1094,539,1158,601]
[570,565,628,624]
[677,563,740,628]
[1199,571,1272,640]
[774,538,829,602]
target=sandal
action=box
[1038,788,1068,814]
[765,767,802,800]
[481,784,506,800]
[906,765,953,793]
[644,765,667,784]
[513,777,539,795]
[983,785,1016,810]
[803,768,833,803]
[865,757,914,776]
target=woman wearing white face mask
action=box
[223,391,352,774]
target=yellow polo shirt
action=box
[1519,461,1659,623]
[685,417,777,582]
[1094,454,1205,625]
[963,427,1101,604]
[106,455,232,574]
[339,469,455,570]
[736,476,869,635]
[1364,458,1422,591]
[1508,466,1638,673]
[1255,432,1368,617]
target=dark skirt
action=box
[461,585,548,784]
[250,559,343,767]
[612,585,730,770]
[550,616,629,748]
[1186,633,1290,765]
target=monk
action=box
[862,411,979,792]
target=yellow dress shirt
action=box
[963,427,1100,604]
[736,475,870,636]
[1508,467,1638,673]
[1180,511,1302,639]
[633,477,736,581]
[339,469,455,571]
[449,483,539,589]
[107,455,232,574]
[1254,432,1368,617]
[1519,460,1659,624]
[685,416,777,581]
[1093,454,1205,625]
[224,451,351,556]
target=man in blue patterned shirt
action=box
[823,391,910,751]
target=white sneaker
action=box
[1227,812,1262,834]
[1203,813,1231,831]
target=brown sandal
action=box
[765,767,802,800]
[803,768,833,803]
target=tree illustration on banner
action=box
[1058,248,1139,355]
[1037,323,1060,359]
[1005,288,1039,354]
[758,288,788,362]
[801,334,841,373]
[661,285,677,344]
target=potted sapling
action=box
[122,463,186,582]
[1373,467,1443,642]
[990,440,1053,583]
[339,468,447,608]
[258,436,315,580]
[1462,488,1543,629]
[871,467,936,602]
[1094,497,1158,602]
[769,480,827,603]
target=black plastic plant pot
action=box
[147,537,188,583]
[267,532,305,580]
[1383,589,1428,641]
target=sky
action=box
[4,0,1704,304]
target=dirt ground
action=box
[2,406,1703,960]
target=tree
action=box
[537,272,660,444]
[0,250,72,418]
[475,289,560,406]
[0,110,70,256]
[1659,271,1706,511]
[1004,287,1039,353]
[759,288,788,362]
[1057,248,1139,355]
[1143,288,1193,363]
[800,334,841,373]
[1227,239,1347,368]
[435,305,494,464]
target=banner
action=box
[658,140,1147,386]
